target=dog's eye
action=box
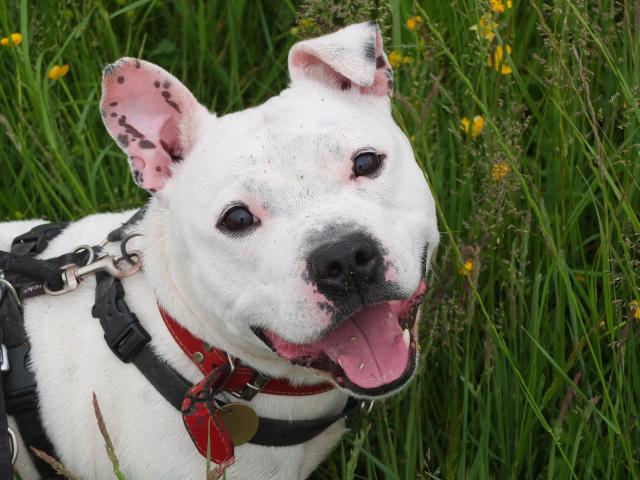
[219,206,257,232]
[353,152,383,177]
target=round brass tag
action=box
[217,403,259,446]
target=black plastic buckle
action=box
[3,343,38,414]
[106,319,151,363]
[92,274,151,363]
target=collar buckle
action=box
[222,352,270,401]
[230,371,271,401]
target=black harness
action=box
[0,212,361,478]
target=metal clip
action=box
[44,248,142,296]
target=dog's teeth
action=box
[359,362,364,371]
[403,328,410,348]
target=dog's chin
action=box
[253,280,426,398]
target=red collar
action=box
[160,308,334,398]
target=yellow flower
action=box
[406,16,422,30]
[490,0,513,12]
[471,116,485,138]
[487,44,512,75]
[631,300,640,321]
[48,64,70,81]
[388,51,404,69]
[475,14,497,41]
[491,161,511,181]
[460,259,474,276]
[460,115,485,139]
[490,0,505,13]
[1,33,22,47]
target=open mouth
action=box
[254,280,426,396]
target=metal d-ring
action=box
[0,277,21,307]
[120,232,143,265]
[8,427,18,465]
[73,244,95,266]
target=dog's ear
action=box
[100,58,208,192]
[288,22,393,97]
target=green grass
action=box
[1,0,639,478]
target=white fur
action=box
[0,22,438,479]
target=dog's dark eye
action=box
[219,206,257,232]
[353,152,383,177]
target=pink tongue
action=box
[319,304,409,389]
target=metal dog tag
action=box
[217,403,259,446]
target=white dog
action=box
[0,22,438,479]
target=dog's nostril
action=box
[327,261,342,278]
[354,249,373,266]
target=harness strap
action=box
[0,221,71,479]
[92,273,358,450]
[93,272,191,409]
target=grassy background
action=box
[1,0,640,478]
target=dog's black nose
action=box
[307,232,384,298]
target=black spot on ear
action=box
[340,80,351,91]
[109,101,118,107]
[118,115,126,126]
[364,42,376,62]
[139,139,156,149]
[117,134,129,147]
[110,112,117,118]
[102,63,117,77]
[155,166,162,172]
[117,76,125,84]
[160,92,181,113]
[154,80,160,88]
[163,80,171,89]
[376,56,386,69]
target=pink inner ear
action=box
[290,51,355,91]
[100,59,201,192]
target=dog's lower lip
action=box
[253,281,426,396]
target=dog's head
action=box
[100,22,439,398]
